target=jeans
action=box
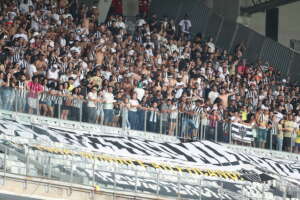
[147,121,158,133]
[70,107,80,121]
[128,111,138,130]
[181,118,197,137]
[161,120,169,134]
[87,107,97,123]
[137,110,146,131]
[1,88,14,111]
[257,128,267,143]
[276,137,283,151]
[121,110,130,129]
[103,109,113,124]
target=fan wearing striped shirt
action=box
[180,99,203,140]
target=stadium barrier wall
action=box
[0,141,251,200]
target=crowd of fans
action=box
[0,0,300,153]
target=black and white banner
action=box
[231,123,254,143]
[0,118,299,184]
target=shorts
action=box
[295,143,300,148]
[39,100,46,104]
[103,109,113,123]
[46,100,54,107]
[257,128,267,142]
[169,118,177,123]
[283,137,292,148]
[28,97,38,109]
[61,105,72,111]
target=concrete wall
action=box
[239,1,300,48]
[213,0,240,21]
[0,173,159,200]
[122,0,139,17]
[199,0,240,21]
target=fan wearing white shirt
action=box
[87,86,99,123]
[128,93,140,130]
[208,86,220,104]
[178,14,192,39]
[47,64,60,83]
[134,83,145,101]
[102,86,115,125]
[19,0,30,14]
[207,37,215,53]
[26,61,37,79]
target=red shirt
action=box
[237,65,247,75]
[27,81,43,98]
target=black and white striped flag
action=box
[231,123,254,143]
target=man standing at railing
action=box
[26,75,43,114]
[283,114,297,152]
[87,86,98,123]
[160,99,172,135]
[102,86,115,126]
[255,108,269,149]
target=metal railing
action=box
[0,86,297,154]
[0,140,298,200]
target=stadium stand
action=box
[0,0,299,199]
[0,0,300,153]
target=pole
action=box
[144,110,147,132]
[70,157,73,183]
[159,114,163,135]
[177,174,181,199]
[3,147,7,184]
[48,153,52,178]
[15,89,18,113]
[79,100,83,122]
[36,96,40,116]
[156,171,159,196]
[26,147,29,177]
[270,128,273,150]
[175,113,179,138]
[219,182,223,200]
[199,178,202,200]
[200,116,204,140]
[113,165,117,190]
[92,153,96,187]
[215,121,218,142]
[134,169,138,193]
[229,123,232,144]
[58,97,61,120]
[121,107,125,131]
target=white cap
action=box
[49,41,55,48]
[128,50,135,56]
[33,32,40,37]
[261,105,269,110]
[99,38,105,44]
[219,74,225,79]
[70,47,81,54]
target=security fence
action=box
[150,0,300,82]
[0,86,298,155]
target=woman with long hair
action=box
[60,82,72,120]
